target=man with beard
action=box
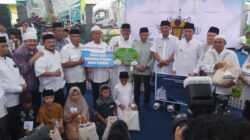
[35,34,66,106]
[13,32,43,107]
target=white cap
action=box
[214,34,226,41]
[23,32,37,41]
[91,25,101,32]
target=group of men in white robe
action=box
[150,20,240,114]
[99,20,240,118]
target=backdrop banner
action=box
[126,0,242,48]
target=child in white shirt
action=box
[113,71,137,120]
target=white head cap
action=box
[91,25,101,32]
[23,32,37,41]
[214,35,226,41]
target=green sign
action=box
[246,38,250,44]
[114,48,139,65]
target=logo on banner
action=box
[114,48,139,65]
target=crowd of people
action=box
[0,16,250,140]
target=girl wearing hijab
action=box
[95,85,117,136]
[64,86,89,140]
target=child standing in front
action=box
[18,91,38,138]
[64,86,89,140]
[113,71,137,120]
[95,85,117,136]
[36,90,64,134]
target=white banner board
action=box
[126,0,242,48]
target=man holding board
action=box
[60,28,86,95]
[109,23,134,94]
[85,25,111,108]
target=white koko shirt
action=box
[150,34,179,74]
[0,56,25,107]
[60,43,86,83]
[173,38,204,76]
[201,48,240,95]
[0,86,7,118]
[86,41,110,83]
[113,82,134,109]
[35,49,65,92]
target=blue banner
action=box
[155,73,188,105]
[81,45,114,68]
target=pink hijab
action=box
[64,86,89,116]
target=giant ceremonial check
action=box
[81,45,114,67]
[155,73,188,105]
[114,48,139,65]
